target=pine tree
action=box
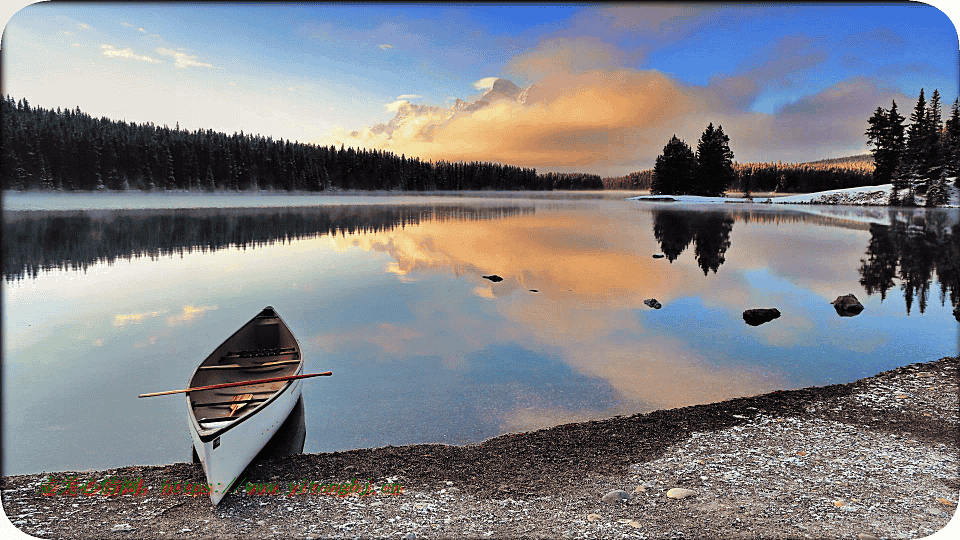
[651,135,696,195]
[694,123,735,196]
[944,98,960,184]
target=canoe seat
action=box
[198,359,301,371]
[195,398,267,407]
[223,347,296,359]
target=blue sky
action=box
[2,2,958,176]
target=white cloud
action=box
[378,44,394,50]
[100,44,162,64]
[138,27,146,33]
[121,22,133,28]
[78,22,90,30]
[62,31,73,36]
[396,94,422,100]
[384,99,410,112]
[473,77,499,90]
[71,43,79,48]
[155,47,214,69]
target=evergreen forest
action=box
[865,89,960,206]
[1,96,602,192]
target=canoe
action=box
[186,306,304,504]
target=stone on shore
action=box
[743,308,781,326]
[601,490,630,503]
[666,488,697,499]
[831,294,864,317]
[644,298,662,309]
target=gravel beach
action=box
[3,356,957,540]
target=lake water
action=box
[3,192,958,475]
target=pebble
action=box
[404,532,417,540]
[666,488,697,499]
[587,513,602,522]
[858,534,880,540]
[601,489,630,503]
[111,523,133,532]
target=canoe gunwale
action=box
[185,307,303,444]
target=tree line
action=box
[0,96,600,192]
[866,88,960,206]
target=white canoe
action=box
[186,306,304,504]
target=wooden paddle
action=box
[137,371,332,398]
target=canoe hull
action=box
[185,306,304,505]
[189,376,302,504]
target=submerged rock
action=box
[743,308,781,326]
[644,298,662,309]
[482,275,503,282]
[832,294,864,317]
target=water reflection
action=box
[2,204,534,282]
[3,198,957,475]
[859,210,960,315]
[652,210,734,275]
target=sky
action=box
[2,2,958,177]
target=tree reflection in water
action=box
[859,210,960,315]
[2,205,533,282]
[652,210,734,275]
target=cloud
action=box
[379,44,394,50]
[506,37,626,80]
[121,22,133,28]
[138,27,146,33]
[473,77,499,90]
[62,31,73,36]
[71,43,79,47]
[155,47,214,68]
[396,94,422,100]
[709,34,829,109]
[100,44,163,64]
[384,99,411,112]
[325,29,905,175]
[78,22,90,30]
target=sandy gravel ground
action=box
[3,356,957,540]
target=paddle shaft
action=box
[138,371,332,398]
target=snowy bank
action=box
[628,181,959,208]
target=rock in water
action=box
[652,253,665,259]
[666,488,697,499]
[832,294,864,317]
[743,308,780,326]
[644,298,662,309]
[482,274,503,282]
[953,304,959,321]
[601,489,630,503]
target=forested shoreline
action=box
[1,96,602,192]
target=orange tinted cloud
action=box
[324,30,903,175]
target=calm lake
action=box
[3,191,958,476]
